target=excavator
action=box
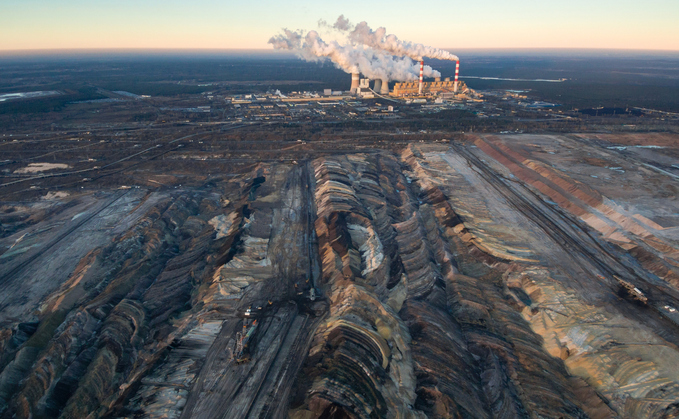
[598,274,648,305]
[234,319,258,364]
[233,300,274,363]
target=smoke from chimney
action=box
[333,16,459,62]
[268,27,441,82]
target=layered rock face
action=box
[290,152,611,418]
[1,135,679,418]
[404,140,679,418]
[0,169,272,418]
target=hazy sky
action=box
[2,0,678,51]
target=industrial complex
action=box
[346,60,466,100]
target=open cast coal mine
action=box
[2,132,679,418]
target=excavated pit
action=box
[1,133,679,418]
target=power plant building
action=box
[392,79,466,96]
[345,59,463,97]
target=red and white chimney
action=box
[454,60,460,93]
[418,60,424,95]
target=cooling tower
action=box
[350,73,360,93]
[380,79,389,95]
[373,79,382,93]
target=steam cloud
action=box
[268,17,455,82]
[329,15,459,62]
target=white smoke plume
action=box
[333,15,352,31]
[268,29,441,82]
[333,15,459,62]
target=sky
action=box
[2,0,678,51]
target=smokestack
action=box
[454,61,460,93]
[380,78,389,95]
[351,73,360,93]
[418,61,424,95]
[373,79,382,93]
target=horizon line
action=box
[2,46,679,55]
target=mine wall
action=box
[287,151,610,419]
[405,142,679,418]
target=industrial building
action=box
[392,79,467,96]
[348,59,462,98]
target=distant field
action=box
[0,50,677,113]
[443,51,679,112]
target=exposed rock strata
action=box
[1,138,679,418]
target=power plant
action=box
[392,77,465,96]
[342,60,464,98]
[269,16,462,101]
